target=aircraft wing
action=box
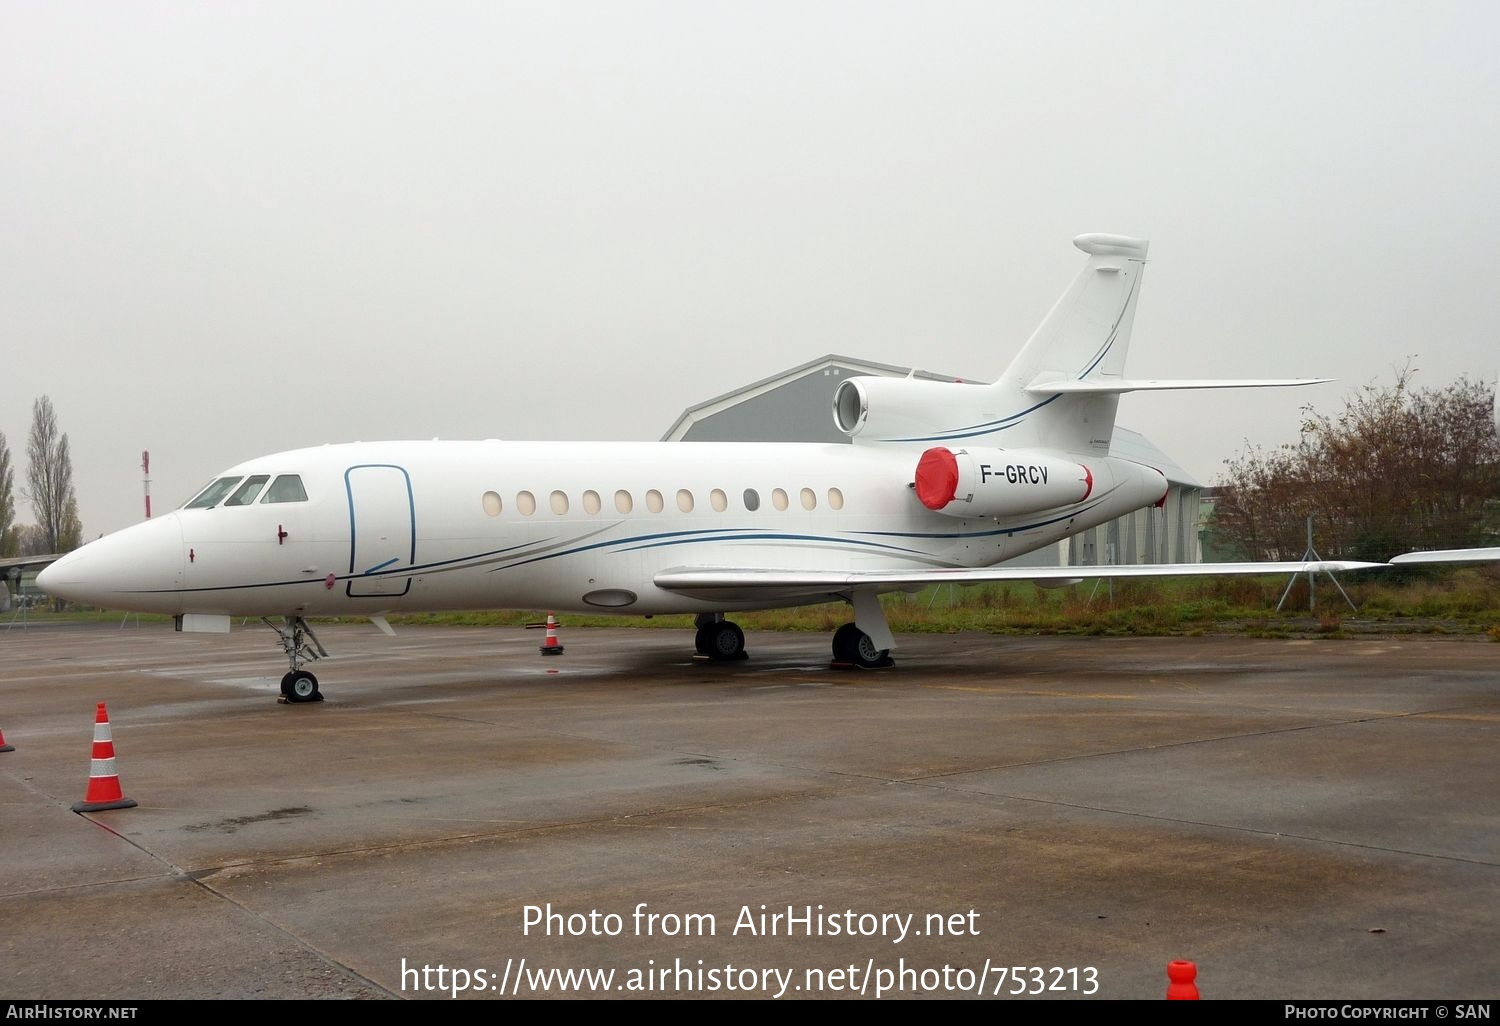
[1,554,63,614]
[0,554,64,573]
[1390,548,1500,565]
[654,560,1386,603]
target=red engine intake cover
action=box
[914,447,959,510]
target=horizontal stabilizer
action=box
[1024,378,1332,395]
[655,560,1386,602]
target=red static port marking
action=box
[277,524,288,544]
[1081,465,1094,500]
[189,548,195,563]
[914,448,959,510]
[325,574,337,589]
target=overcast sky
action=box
[3,2,1497,538]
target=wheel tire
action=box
[833,623,887,668]
[694,624,714,655]
[708,621,745,660]
[832,622,862,663]
[285,670,321,703]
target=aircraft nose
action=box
[37,515,186,612]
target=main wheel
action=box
[283,670,321,703]
[694,624,714,655]
[706,621,746,661]
[832,623,861,662]
[832,623,888,668]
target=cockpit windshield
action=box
[263,475,307,503]
[223,475,271,507]
[183,473,308,509]
[183,477,243,509]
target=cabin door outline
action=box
[345,464,415,598]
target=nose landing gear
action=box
[265,616,327,703]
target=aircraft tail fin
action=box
[833,234,1149,451]
[989,233,1150,453]
[839,233,1317,453]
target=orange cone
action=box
[1166,960,1199,1000]
[539,613,564,655]
[72,702,137,813]
[0,721,13,753]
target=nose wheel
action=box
[265,616,329,704]
[280,670,323,703]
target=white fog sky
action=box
[3,1,1497,537]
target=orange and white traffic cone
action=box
[539,613,565,655]
[0,720,13,753]
[72,702,137,813]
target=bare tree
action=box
[1213,441,1318,560]
[25,396,82,553]
[1214,368,1500,561]
[0,430,15,557]
[58,494,82,552]
[15,523,51,557]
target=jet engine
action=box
[913,446,1093,518]
[832,376,992,441]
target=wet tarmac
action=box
[1,620,1497,1000]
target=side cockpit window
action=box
[261,474,308,503]
[223,475,271,507]
[184,477,243,509]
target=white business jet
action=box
[38,233,1382,702]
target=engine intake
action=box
[832,376,990,440]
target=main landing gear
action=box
[831,622,894,669]
[693,613,747,661]
[691,593,897,669]
[264,615,328,704]
[831,590,896,669]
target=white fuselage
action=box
[40,439,1168,618]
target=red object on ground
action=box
[539,613,565,655]
[1166,960,1200,999]
[71,702,138,813]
